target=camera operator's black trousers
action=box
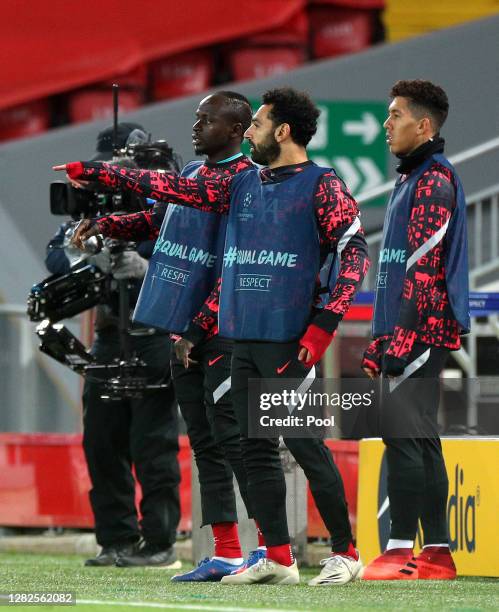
[376,343,450,546]
[231,340,353,551]
[82,328,180,548]
[171,337,252,527]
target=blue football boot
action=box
[171,557,244,582]
[229,549,267,575]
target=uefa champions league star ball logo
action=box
[238,192,254,221]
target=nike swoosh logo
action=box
[208,355,224,367]
[276,360,291,375]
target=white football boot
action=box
[308,552,363,586]
[221,557,299,585]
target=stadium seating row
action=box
[0,3,382,142]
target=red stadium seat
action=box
[67,88,143,123]
[244,10,309,45]
[101,65,148,89]
[150,50,213,101]
[309,7,374,58]
[0,99,50,142]
[229,46,305,82]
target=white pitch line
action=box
[78,599,304,612]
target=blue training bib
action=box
[373,153,470,337]
[219,164,331,341]
[133,161,227,333]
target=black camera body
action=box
[49,140,181,219]
[27,264,109,324]
[50,181,141,218]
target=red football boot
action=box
[415,546,457,580]
[362,548,417,580]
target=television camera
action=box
[28,88,180,398]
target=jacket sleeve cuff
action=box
[299,324,336,367]
[382,354,407,377]
[361,356,381,373]
[67,160,105,179]
[95,217,112,236]
[65,162,84,179]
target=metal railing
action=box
[356,135,499,205]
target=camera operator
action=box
[45,123,181,568]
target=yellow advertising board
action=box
[356,438,499,577]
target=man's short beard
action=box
[250,134,280,166]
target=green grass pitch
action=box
[0,553,498,611]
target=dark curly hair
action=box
[390,80,449,131]
[262,88,320,147]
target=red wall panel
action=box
[0,433,192,532]
[0,434,360,539]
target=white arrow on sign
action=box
[331,156,384,194]
[342,112,381,145]
[355,157,384,192]
[333,157,362,193]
